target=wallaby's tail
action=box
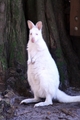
[56,89,80,103]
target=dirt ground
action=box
[0,87,80,120]
[10,101,80,120]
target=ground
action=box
[10,102,80,120]
[0,87,80,120]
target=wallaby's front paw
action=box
[31,58,35,64]
[27,60,31,65]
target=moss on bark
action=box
[7,0,27,68]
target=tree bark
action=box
[45,0,69,87]
[0,0,7,91]
[52,0,80,87]
[36,0,50,45]
[6,0,27,68]
[5,0,27,93]
[26,0,37,23]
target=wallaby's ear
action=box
[27,20,34,29]
[36,21,42,30]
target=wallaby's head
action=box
[27,20,42,43]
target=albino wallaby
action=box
[21,20,80,107]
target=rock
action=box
[0,115,6,120]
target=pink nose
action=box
[31,38,35,43]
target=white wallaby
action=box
[21,20,80,107]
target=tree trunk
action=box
[36,0,50,45]
[52,0,80,87]
[45,0,69,87]
[6,0,27,68]
[5,0,28,94]
[0,0,7,91]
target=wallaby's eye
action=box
[36,33,38,35]
[30,33,32,35]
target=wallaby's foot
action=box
[34,101,53,107]
[34,95,53,107]
[20,98,40,104]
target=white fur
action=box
[21,20,80,107]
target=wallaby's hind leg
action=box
[20,96,40,104]
[34,95,53,107]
